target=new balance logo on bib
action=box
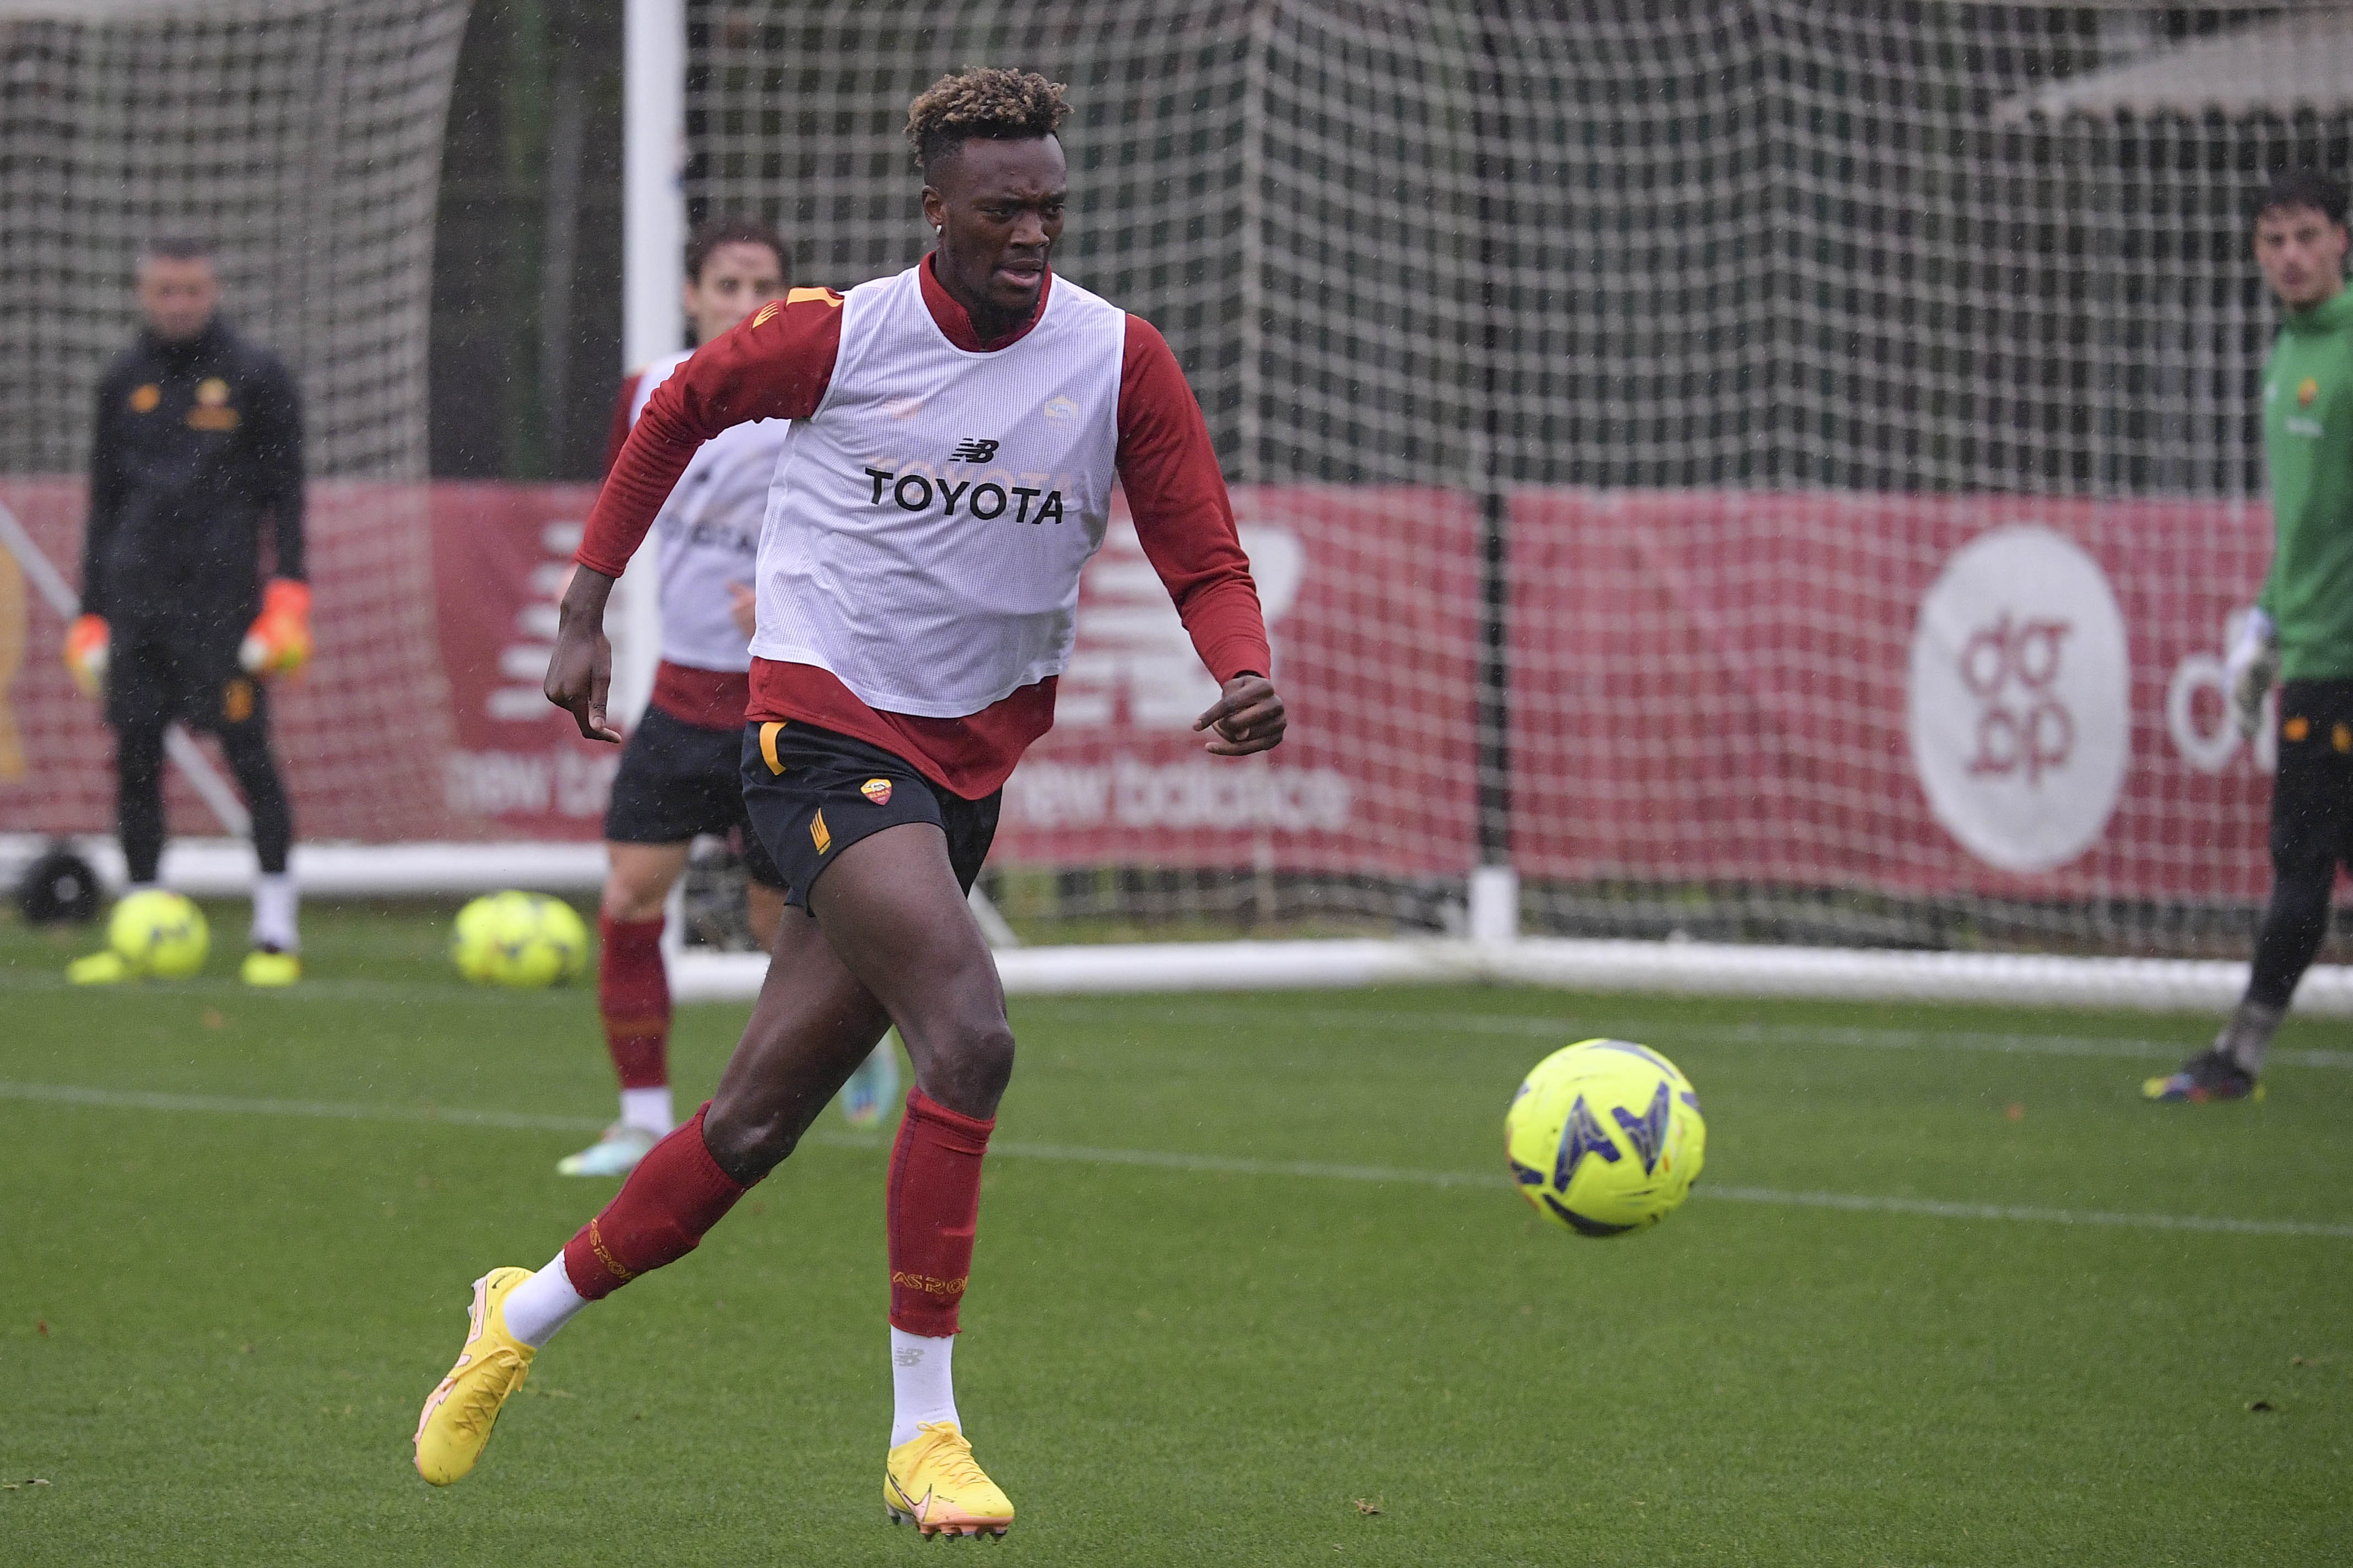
[753,263,1124,719]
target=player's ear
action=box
[920,183,946,235]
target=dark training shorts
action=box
[739,719,1001,910]
[2270,679,2353,873]
[605,704,786,888]
[105,622,270,737]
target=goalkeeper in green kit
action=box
[2151,168,2353,1102]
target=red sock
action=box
[887,1089,996,1336]
[562,1103,746,1300]
[598,913,669,1090]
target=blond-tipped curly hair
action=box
[905,67,1069,173]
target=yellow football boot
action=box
[885,1422,1014,1538]
[66,951,133,985]
[413,1267,537,1486]
[240,949,301,987]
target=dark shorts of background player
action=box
[106,620,268,736]
[2270,680,2353,871]
[739,720,1001,910]
[605,705,787,888]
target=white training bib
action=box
[750,265,1126,717]
[630,348,789,674]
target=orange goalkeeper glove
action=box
[239,578,313,677]
[62,613,109,698]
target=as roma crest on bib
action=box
[861,778,894,806]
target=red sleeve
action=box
[576,288,845,578]
[1116,315,1272,683]
[601,371,642,478]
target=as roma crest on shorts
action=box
[861,778,894,806]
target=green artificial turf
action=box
[1,902,2349,1564]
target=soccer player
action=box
[560,216,794,1179]
[2150,167,2353,1103]
[413,69,1286,1534]
[63,238,310,987]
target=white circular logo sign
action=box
[1907,525,2129,873]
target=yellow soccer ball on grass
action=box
[1505,1038,1706,1236]
[109,889,210,979]
[450,891,589,988]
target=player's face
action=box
[921,136,1067,325]
[135,256,220,343]
[2254,204,2348,310]
[683,241,788,344]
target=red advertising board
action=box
[993,486,1484,878]
[427,482,631,840]
[0,478,2286,911]
[0,479,620,844]
[1508,490,2278,904]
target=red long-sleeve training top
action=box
[577,256,1270,799]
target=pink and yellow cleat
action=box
[885,1421,1014,1538]
[413,1267,536,1485]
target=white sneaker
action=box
[556,1122,658,1178]
[840,1039,900,1128]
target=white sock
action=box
[619,1086,674,1137]
[890,1327,960,1447]
[501,1252,589,1349]
[251,872,299,953]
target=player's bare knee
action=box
[700,1094,797,1185]
[601,882,667,923]
[919,1014,1015,1116]
[601,854,675,921]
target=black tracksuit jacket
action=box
[80,319,305,638]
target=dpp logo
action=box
[2163,611,2276,777]
[1959,612,2073,785]
[1908,526,2128,873]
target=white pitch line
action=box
[1697,1186,2353,1240]
[3,1078,2345,1241]
[1023,1000,2353,1070]
[0,1080,605,1132]
[9,974,2344,1070]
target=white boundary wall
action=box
[8,834,2339,1016]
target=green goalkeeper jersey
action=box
[2260,284,2353,681]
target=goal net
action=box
[0,0,476,859]
[682,0,2348,954]
[2,1,2345,964]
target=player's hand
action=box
[2226,607,2279,740]
[728,581,758,641]
[546,567,621,742]
[1193,672,1286,756]
[239,578,312,678]
[62,613,109,699]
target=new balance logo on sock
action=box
[948,437,999,463]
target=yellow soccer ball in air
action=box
[1505,1038,1706,1237]
[450,891,590,988]
[109,889,210,979]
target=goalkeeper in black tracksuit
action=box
[64,238,312,986]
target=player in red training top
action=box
[412,69,1286,1534]
[559,215,793,1180]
